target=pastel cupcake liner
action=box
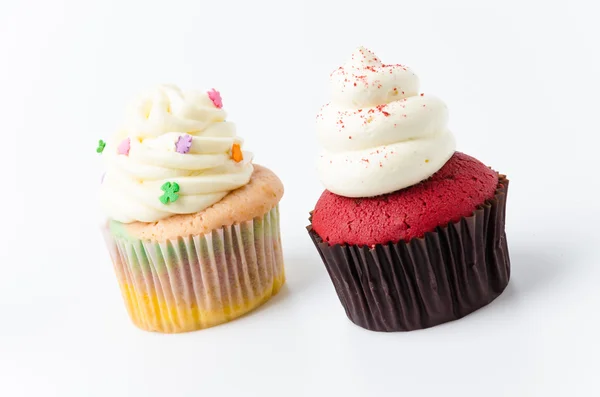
[307,177,510,332]
[103,206,285,333]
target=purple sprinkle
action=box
[175,134,193,154]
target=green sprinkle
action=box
[160,182,180,204]
[96,140,106,153]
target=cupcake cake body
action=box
[100,85,284,333]
[313,152,498,246]
[308,48,510,332]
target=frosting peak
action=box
[100,84,253,223]
[123,84,227,139]
[317,48,456,198]
[346,46,382,68]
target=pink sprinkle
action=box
[117,138,130,155]
[207,88,223,108]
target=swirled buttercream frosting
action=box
[316,47,455,197]
[100,84,253,223]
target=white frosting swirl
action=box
[317,47,455,197]
[100,84,253,223]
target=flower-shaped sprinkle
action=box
[207,88,223,108]
[96,140,106,153]
[175,134,193,154]
[231,143,243,163]
[160,182,180,205]
[117,138,131,155]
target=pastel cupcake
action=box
[99,84,285,333]
[307,48,510,332]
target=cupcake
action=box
[99,84,285,333]
[307,47,510,332]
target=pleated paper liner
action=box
[307,177,510,332]
[103,205,285,333]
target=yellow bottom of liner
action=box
[118,274,285,333]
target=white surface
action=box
[2,1,599,396]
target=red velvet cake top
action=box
[311,152,499,246]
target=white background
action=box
[1,0,599,396]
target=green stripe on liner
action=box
[108,205,280,271]
[109,220,133,241]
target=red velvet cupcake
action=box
[307,47,510,332]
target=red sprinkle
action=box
[374,104,391,117]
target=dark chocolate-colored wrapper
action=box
[307,176,510,332]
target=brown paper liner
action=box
[307,176,510,332]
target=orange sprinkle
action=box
[231,143,243,163]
